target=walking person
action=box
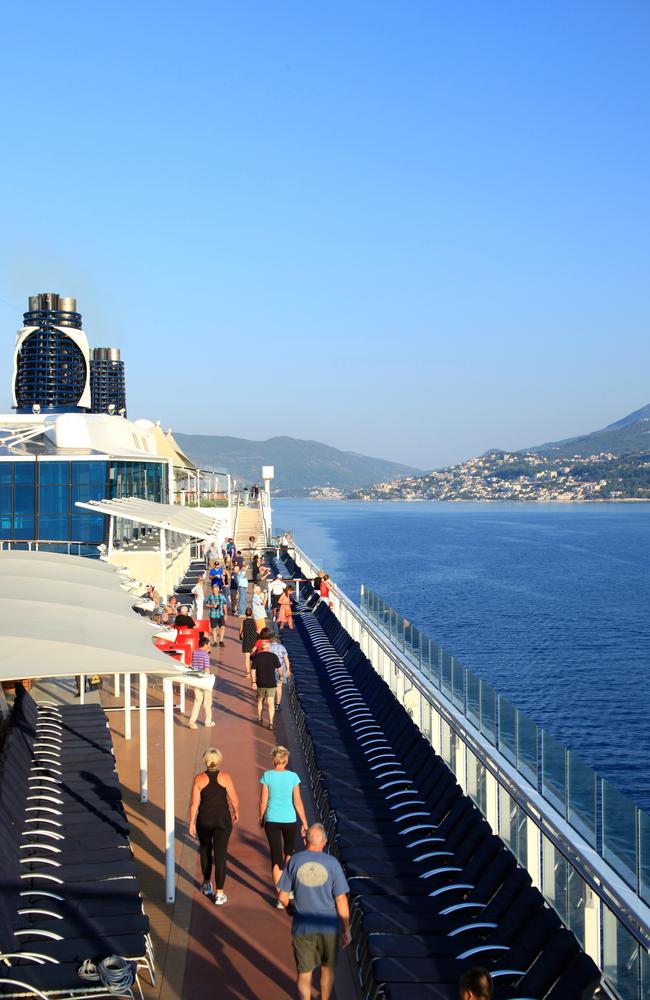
[188,747,239,904]
[269,634,291,711]
[229,566,239,614]
[251,639,280,729]
[251,584,267,632]
[205,583,228,647]
[259,746,308,905]
[188,636,215,730]
[236,566,249,616]
[278,823,351,1000]
[191,573,205,622]
[269,575,286,619]
[239,607,258,677]
[277,585,294,630]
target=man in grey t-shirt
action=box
[278,823,350,1000]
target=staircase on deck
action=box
[235,503,265,551]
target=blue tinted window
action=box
[71,461,107,494]
[39,462,69,486]
[0,463,11,484]
[14,462,35,483]
[13,514,35,539]
[39,485,70,515]
[71,512,105,543]
[14,484,36,515]
[39,516,69,540]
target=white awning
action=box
[0,552,184,682]
[74,497,228,538]
[0,550,136,592]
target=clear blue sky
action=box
[0,1,648,469]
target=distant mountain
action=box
[174,433,420,493]
[528,403,650,458]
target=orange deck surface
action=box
[104,618,357,999]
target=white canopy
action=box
[0,550,138,594]
[75,497,228,538]
[0,551,183,681]
[0,598,183,681]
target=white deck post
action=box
[79,677,85,704]
[107,515,115,558]
[124,673,132,740]
[160,527,168,601]
[163,677,176,903]
[179,680,185,714]
[114,673,121,698]
[139,673,148,802]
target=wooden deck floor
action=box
[101,618,358,1000]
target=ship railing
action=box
[290,540,650,1000]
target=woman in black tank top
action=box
[189,747,239,904]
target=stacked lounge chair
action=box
[273,554,601,1000]
[0,684,153,999]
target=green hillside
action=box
[528,404,650,458]
[174,433,419,493]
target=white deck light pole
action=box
[124,672,132,740]
[139,673,148,802]
[163,676,176,903]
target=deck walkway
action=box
[102,615,358,1000]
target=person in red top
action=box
[319,574,332,607]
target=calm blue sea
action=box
[273,500,650,812]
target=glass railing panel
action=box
[466,670,481,729]
[480,682,497,745]
[642,947,649,1000]
[421,696,432,741]
[602,779,638,890]
[467,748,487,814]
[389,608,398,643]
[410,624,421,665]
[441,650,453,699]
[452,660,465,711]
[542,730,567,817]
[567,751,597,848]
[542,834,568,925]
[429,642,441,689]
[640,808,650,906]
[498,696,517,766]
[440,718,454,770]
[566,865,587,949]
[603,903,640,1000]
[379,599,390,635]
[397,613,406,649]
[420,635,431,681]
[516,710,538,787]
[499,785,527,868]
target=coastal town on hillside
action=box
[333,450,650,502]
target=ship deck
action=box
[95,617,359,1000]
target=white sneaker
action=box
[214,892,227,906]
[276,899,285,909]
[204,721,216,728]
[188,722,198,730]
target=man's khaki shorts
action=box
[292,933,338,972]
[257,686,275,700]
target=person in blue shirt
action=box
[278,823,351,1000]
[204,584,228,647]
[259,746,308,904]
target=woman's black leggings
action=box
[197,823,232,887]
[264,821,297,871]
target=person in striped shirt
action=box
[188,636,215,729]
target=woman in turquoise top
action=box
[259,745,308,904]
